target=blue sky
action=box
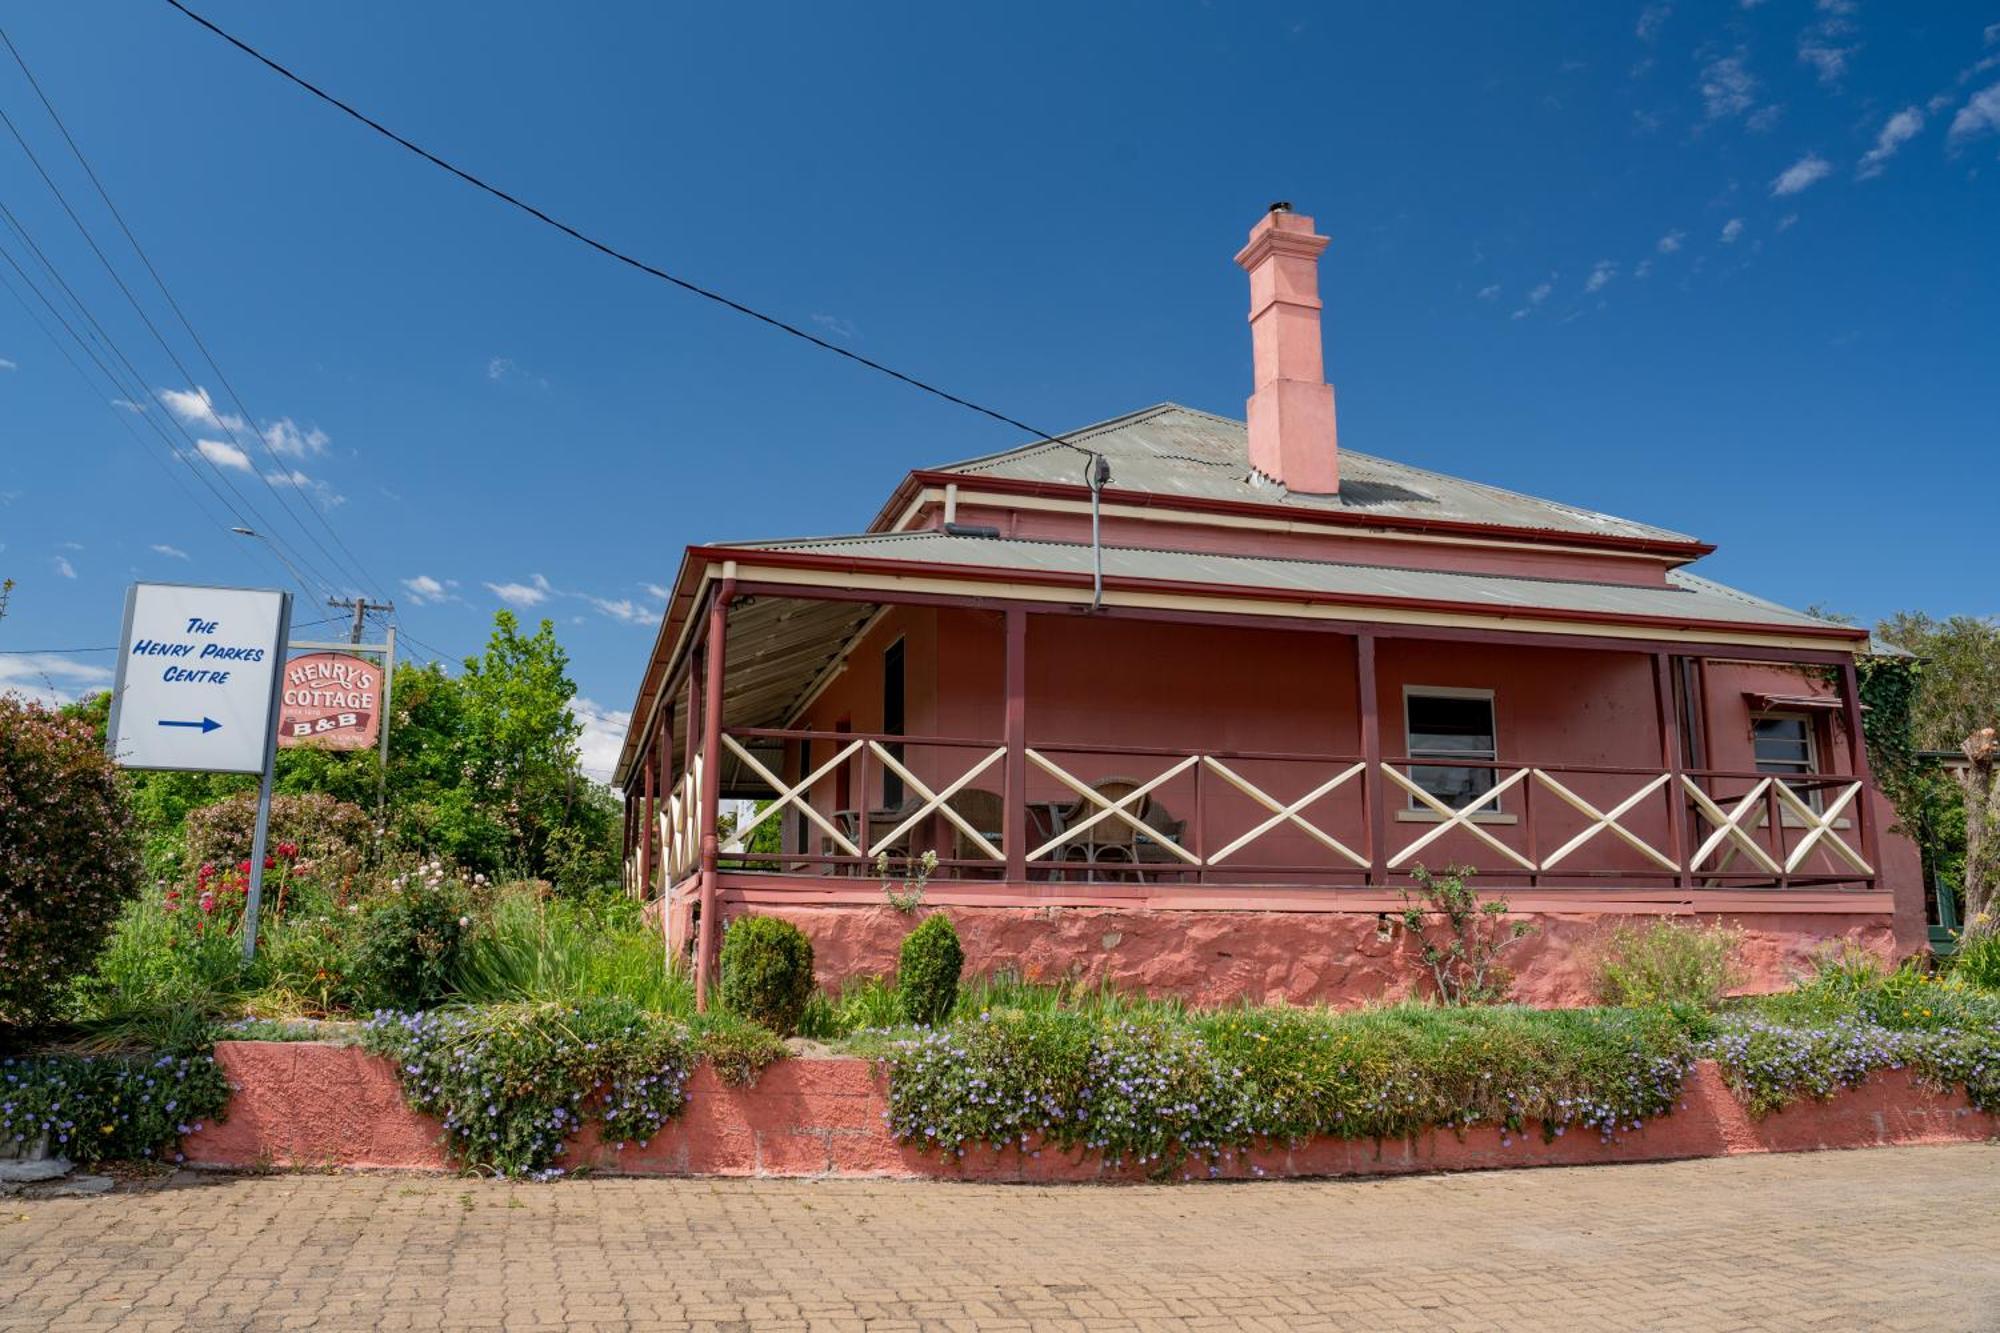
[1,1,1996,776]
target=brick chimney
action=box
[1234,204,1339,494]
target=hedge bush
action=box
[183,791,374,887]
[1593,919,1745,1009]
[897,914,964,1027]
[349,864,474,1010]
[0,696,142,1030]
[718,915,814,1036]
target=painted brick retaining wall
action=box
[182,1040,1995,1181]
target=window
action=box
[1404,689,1497,810]
[1751,713,1815,778]
[881,639,906,808]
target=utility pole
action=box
[328,596,394,645]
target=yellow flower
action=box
[100,1124,114,1135]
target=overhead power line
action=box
[0,205,328,598]
[0,25,389,601]
[0,93,359,601]
[161,0,1100,466]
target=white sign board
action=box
[108,583,291,774]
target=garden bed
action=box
[181,1039,1995,1181]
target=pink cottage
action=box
[615,206,1921,1009]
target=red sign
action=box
[278,651,383,751]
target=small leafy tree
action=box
[1397,865,1534,1005]
[0,696,142,1030]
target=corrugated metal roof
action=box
[926,403,1695,544]
[723,529,1844,633]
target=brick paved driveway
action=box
[4,1144,1996,1331]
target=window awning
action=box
[1745,691,1846,713]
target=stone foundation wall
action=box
[753,904,1900,1009]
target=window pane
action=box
[1407,695,1494,756]
[1406,693,1496,810]
[1410,763,1496,809]
[1753,716,1812,773]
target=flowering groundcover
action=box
[1,1050,228,1166]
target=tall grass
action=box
[452,888,692,1016]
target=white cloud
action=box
[1746,104,1784,133]
[110,397,145,413]
[265,468,344,509]
[53,555,76,578]
[809,313,860,341]
[585,596,660,626]
[0,653,113,707]
[194,438,251,471]
[1509,280,1554,320]
[1719,218,1745,244]
[484,573,552,608]
[262,418,329,458]
[1633,258,1654,279]
[1636,4,1670,41]
[0,358,15,371]
[159,386,243,434]
[1657,230,1686,254]
[1698,52,1758,120]
[1584,261,1617,293]
[1948,82,2000,147]
[570,697,630,783]
[1776,212,1800,231]
[1857,107,1924,179]
[401,574,459,605]
[486,356,549,388]
[1476,284,1501,300]
[642,583,671,600]
[150,544,189,560]
[1797,0,1859,85]
[1771,152,1833,196]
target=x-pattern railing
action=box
[697,726,1873,884]
[1026,749,1203,864]
[1682,775,1871,877]
[1201,756,1367,867]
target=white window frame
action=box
[1399,686,1512,822]
[1752,710,1825,819]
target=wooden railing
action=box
[694,728,1876,890]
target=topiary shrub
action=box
[349,862,474,1010]
[718,915,814,1036]
[1593,919,1746,1008]
[897,913,964,1026]
[184,791,373,889]
[0,696,142,1031]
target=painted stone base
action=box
[752,904,1900,1009]
[183,1041,1993,1182]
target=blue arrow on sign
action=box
[158,717,222,734]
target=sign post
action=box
[108,583,292,960]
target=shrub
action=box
[183,791,375,890]
[1951,929,2000,991]
[1593,919,1746,1008]
[349,862,474,1010]
[0,696,143,1031]
[363,998,693,1177]
[718,915,814,1036]
[897,914,964,1026]
[0,1049,229,1165]
[1397,865,1534,1005]
[66,890,246,1050]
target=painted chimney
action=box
[1234,203,1339,494]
